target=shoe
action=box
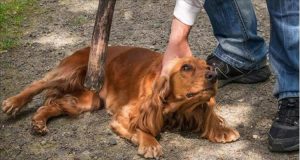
[206,54,271,87]
[268,97,299,152]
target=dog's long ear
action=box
[201,97,225,138]
[131,76,170,136]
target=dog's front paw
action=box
[206,126,240,143]
[31,120,48,135]
[2,96,26,115]
[138,141,163,159]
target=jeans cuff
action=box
[278,92,299,100]
[213,46,267,70]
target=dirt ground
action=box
[0,0,299,159]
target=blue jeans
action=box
[204,0,299,100]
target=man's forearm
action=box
[168,18,192,45]
[164,18,193,64]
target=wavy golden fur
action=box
[2,46,240,158]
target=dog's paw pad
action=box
[209,127,240,143]
[138,143,163,159]
[31,120,48,136]
[2,96,24,115]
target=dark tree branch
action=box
[84,0,116,92]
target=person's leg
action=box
[267,0,299,152]
[268,0,299,100]
[204,0,266,69]
[204,0,271,86]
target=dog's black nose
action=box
[205,70,217,83]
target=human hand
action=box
[161,18,193,77]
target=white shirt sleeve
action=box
[173,0,202,26]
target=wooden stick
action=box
[84,0,116,92]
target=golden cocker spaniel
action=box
[2,46,240,158]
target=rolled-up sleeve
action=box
[173,0,201,26]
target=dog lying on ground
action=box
[2,46,240,158]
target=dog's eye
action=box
[181,64,193,71]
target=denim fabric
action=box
[204,0,299,99]
[267,0,299,99]
[203,0,268,70]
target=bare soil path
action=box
[0,0,298,159]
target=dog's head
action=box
[161,57,217,113]
[167,57,217,100]
[132,56,217,136]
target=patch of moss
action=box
[0,0,37,50]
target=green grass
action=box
[0,0,37,50]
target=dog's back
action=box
[50,46,162,95]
